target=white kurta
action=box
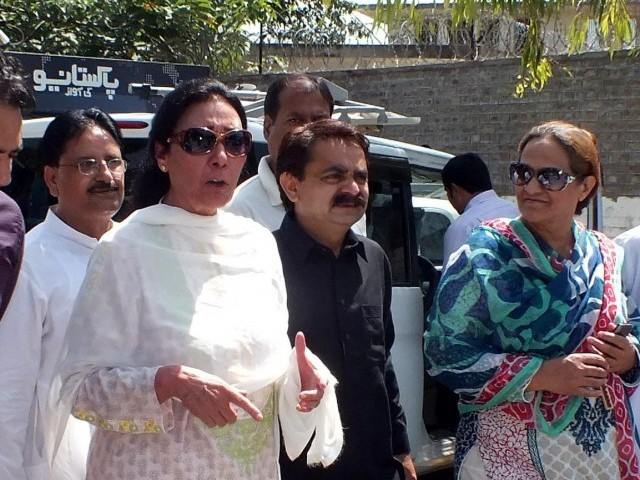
[442,189,519,266]
[615,225,640,436]
[616,225,640,304]
[56,204,342,480]
[226,155,367,235]
[0,210,94,480]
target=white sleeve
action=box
[72,366,174,434]
[57,241,173,436]
[278,348,343,468]
[616,234,640,304]
[442,222,464,268]
[0,268,46,480]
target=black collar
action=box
[278,212,367,263]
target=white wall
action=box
[503,195,640,239]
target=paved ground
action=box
[419,467,454,480]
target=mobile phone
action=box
[614,323,633,336]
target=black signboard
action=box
[9,51,211,116]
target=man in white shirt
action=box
[616,226,640,304]
[442,152,519,266]
[0,109,125,480]
[615,225,640,435]
[226,73,366,235]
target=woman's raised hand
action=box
[295,331,327,413]
[155,365,263,427]
[528,353,609,397]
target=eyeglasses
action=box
[167,127,252,157]
[509,162,577,192]
[58,158,128,176]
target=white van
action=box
[14,114,457,476]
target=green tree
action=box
[0,0,364,74]
[374,0,635,96]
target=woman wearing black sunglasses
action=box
[426,121,640,479]
[54,79,343,479]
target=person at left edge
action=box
[0,53,34,320]
[0,109,125,480]
[275,119,416,480]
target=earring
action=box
[159,165,167,172]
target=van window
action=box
[4,140,45,230]
[367,156,417,286]
[115,138,148,220]
[414,210,451,267]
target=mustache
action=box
[88,182,119,193]
[332,193,367,208]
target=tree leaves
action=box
[374,0,635,96]
[0,0,361,74]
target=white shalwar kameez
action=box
[0,210,95,480]
[56,204,342,480]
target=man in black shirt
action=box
[274,119,416,480]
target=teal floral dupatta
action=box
[424,218,640,478]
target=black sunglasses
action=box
[167,127,252,157]
[509,162,578,192]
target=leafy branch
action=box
[373,0,634,95]
[0,0,363,74]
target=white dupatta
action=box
[53,204,342,469]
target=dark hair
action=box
[441,153,492,194]
[264,74,334,121]
[0,53,35,110]
[518,120,600,215]
[39,108,123,168]
[134,78,247,209]
[276,119,369,211]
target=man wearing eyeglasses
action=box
[442,152,519,267]
[0,53,33,321]
[0,109,124,480]
[226,73,366,235]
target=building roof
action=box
[242,11,390,46]
[354,0,446,5]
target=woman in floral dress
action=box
[425,121,640,479]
